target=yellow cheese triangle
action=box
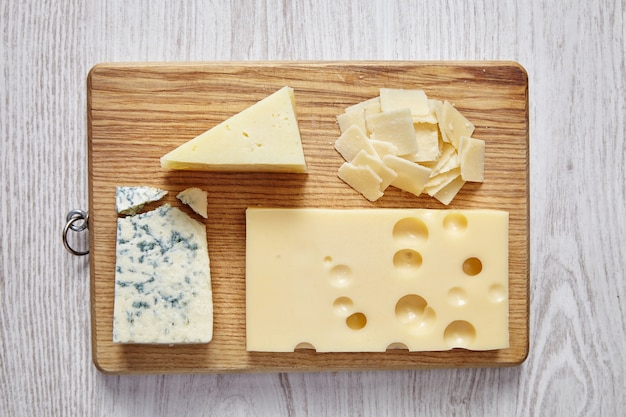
[161,86,307,173]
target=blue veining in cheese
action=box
[115,186,168,215]
[113,204,213,344]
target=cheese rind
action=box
[160,86,307,173]
[246,208,509,352]
[113,204,212,344]
[115,186,168,215]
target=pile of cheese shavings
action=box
[335,88,485,204]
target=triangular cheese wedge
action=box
[161,86,307,173]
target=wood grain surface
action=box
[1,0,624,415]
[88,61,529,373]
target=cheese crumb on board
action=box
[160,86,307,173]
[113,204,213,344]
[334,89,485,204]
[115,186,168,215]
[177,187,208,219]
[246,207,509,352]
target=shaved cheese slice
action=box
[334,125,377,162]
[424,168,462,196]
[337,110,366,135]
[434,175,466,205]
[369,139,398,158]
[440,100,475,148]
[366,109,418,155]
[412,99,440,124]
[458,136,485,182]
[420,142,456,174]
[383,155,432,197]
[401,122,440,163]
[379,88,430,117]
[345,96,381,115]
[352,150,397,191]
[337,162,383,202]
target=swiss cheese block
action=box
[160,86,307,173]
[246,208,509,352]
[113,204,213,344]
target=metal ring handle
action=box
[66,209,89,232]
[63,210,89,256]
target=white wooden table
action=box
[1,0,624,415]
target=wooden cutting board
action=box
[88,61,529,374]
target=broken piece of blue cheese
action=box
[177,187,208,219]
[113,204,212,344]
[115,186,168,215]
[335,88,485,205]
[160,86,307,173]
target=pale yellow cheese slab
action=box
[246,208,509,353]
[160,86,307,173]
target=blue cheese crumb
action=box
[115,186,168,215]
[176,187,208,218]
[113,204,212,344]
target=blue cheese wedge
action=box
[113,204,212,344]
[115,186,168,215]
[177,187,208,219]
